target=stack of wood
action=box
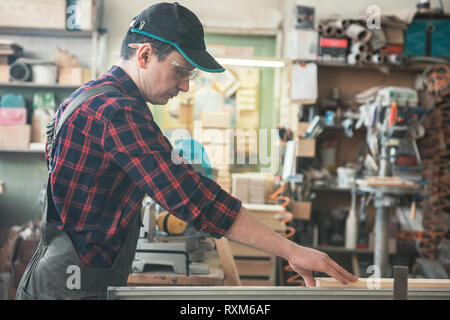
[0,39,22,64]
[231,173,275,204]
[418,64,450,260]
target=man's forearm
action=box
[224,205,296,261]
[224,205,358,287]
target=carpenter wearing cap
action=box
[118,2,224,105]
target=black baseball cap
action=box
[129,2,224,73]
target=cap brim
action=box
[129,28,224,73]
[178,47,225,73]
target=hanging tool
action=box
[388,101,398,126]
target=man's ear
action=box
[136,44,152,69]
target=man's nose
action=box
[178,78,190,92]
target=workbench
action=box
[107,285,450,300]
[114,272,450,300]
[127,249,224,286]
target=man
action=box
[16,2,357,300]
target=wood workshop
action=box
[0,0,449,305]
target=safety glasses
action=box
[128,43,197,81]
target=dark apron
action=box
[16,85,141,300]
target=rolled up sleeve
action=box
[102,105,241,237]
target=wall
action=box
[101,0,284,67]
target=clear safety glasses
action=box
[128,43,197,81]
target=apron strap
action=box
[42,84,122,243]
[46,84,122,173]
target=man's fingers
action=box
[322,256,358,284]
[326,256,358,282]
[325,267,350,285]
[300,271,316,287]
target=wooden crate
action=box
[228,239,277,286]
[234,256,276,286]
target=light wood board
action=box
[315,277,450,289]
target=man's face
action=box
[136,45,195,105]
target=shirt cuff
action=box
[192,178,242,238]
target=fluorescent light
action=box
[216,58,285,68]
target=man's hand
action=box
[286,245,358,287]
[225,206,358,287]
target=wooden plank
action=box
[315,277,450,289]
[214,238,242,286]
[245,204,284,212]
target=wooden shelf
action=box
[294,60,434,72]
[316,61,430,72]
[311,185,353,193]
[0,148,45,154]
[0,26,96,38]
[0,82,79,89]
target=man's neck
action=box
[116,59,142,94]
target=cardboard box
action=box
[0,0,66,29]
[66,0,103,31]
[58,67,83,85]
[0,108,27,125]
[292,201,312,220]
[297,138,315,157]
[0,125,30,150]
[234,68,259,88]
[200,111,231,128]
[0,65,9,83]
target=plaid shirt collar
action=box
[104,65,147,106]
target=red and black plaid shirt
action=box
[47,65,241,267]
